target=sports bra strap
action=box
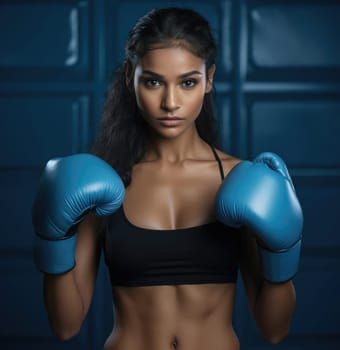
[209,145,225,181]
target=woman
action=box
[32,7,302,350]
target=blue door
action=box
[1,1,339,349]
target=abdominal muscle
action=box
[104,283,239,350]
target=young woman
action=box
[32,7,303,350]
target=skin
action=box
[43,47,296,349]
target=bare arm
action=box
[43,213,101,340]
[240,228,296,344]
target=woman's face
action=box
[133,46,215,139]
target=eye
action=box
[144,79,161,88]
[181,79,197,88]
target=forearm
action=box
[254,280,296,344]
[43,271,85,340]
[216,152,302,344]
[240,230,297,344]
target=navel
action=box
[171,336,179,349]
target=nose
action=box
[161,85,180,112]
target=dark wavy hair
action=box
[92,7,218,186]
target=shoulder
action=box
[213,148,242,177]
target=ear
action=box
[205,64,216,93]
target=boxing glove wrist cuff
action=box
[258,240,301,283]
[33,234,78,275]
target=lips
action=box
[157,116,184,127]
[157,116,183,120]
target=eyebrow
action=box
[141,70,203,79]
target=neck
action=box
[144,126,208,163]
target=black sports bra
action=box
[102,146,241,287]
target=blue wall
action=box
[0,0,340,349]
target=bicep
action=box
[73,212,101,316]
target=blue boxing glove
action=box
[32,153,125,274]
[215,152,303,283]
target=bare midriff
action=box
[104,283,239,350]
